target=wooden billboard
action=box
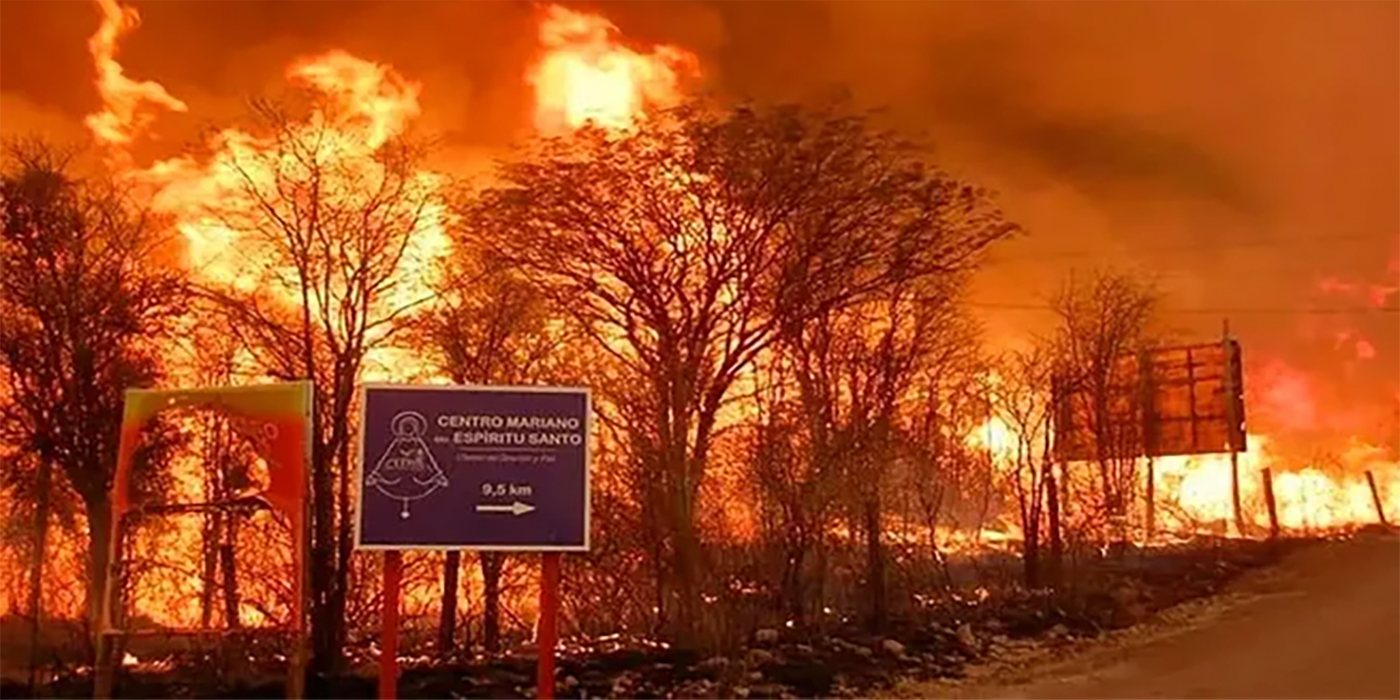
[1053,339,1246,462]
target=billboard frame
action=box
[1053,336,1246,462]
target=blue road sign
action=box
[354,384,591,551]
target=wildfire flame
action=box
[527,4,697,134]
[14,0,698,627]
[8,0,1393,631]
[966,415,1399,540]
[84,0,186,161]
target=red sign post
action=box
[380,551,403,699]
[357,385,592,700]
[537,553,562,699]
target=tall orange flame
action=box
[135,50,447,314]
[287,50,424,149]
[84,0,187,160]
[70,0,453,626]
[966,415,1399,539]
[44,0,702,627]
[527,4,697,134]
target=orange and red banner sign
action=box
[108,382,312,632]
[113,382,312,516]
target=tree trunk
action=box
[653,540,667,638]
[221,516,241,628]
[782,544,806,626]
[1022,515,1041,589]
[672,513,702,647]
[814,539,829,629]
[331,437,354,671]
[84,496,113,659]
[863,499,885,633]
[438,551,461,657]
[481,552,504,653]
[1045,472,1063,588]
[309,440,337,683]
[27,459,54,693]
[200,510,220,628]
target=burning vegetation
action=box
[0,0,1396,698]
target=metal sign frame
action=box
[1054,338,1246,462]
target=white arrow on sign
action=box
[476,501,536,516]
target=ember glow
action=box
[1,0,1394,635]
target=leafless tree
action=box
[460,100,1015,644]
[1050,269,1162,547]
[0,140,187,654]
[888,314,984,589]
[190,99,439,673]
[742,353,835,628]
[171,327,268,631]
[988,346,1056,588]
[781,276,974,632]
[411,239,584,655]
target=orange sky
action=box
[1,0,1396,445]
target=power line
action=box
[966,301,1400,316]
[981,233,1398,266]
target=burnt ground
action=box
[1,536,1339,699]
[895,528,1400,700]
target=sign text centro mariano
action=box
[355,384,591,551]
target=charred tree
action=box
[438,551,461,656]
[189,99,439,675]
[410,241,583,656]
[1045,470,1063,586]
[0,141,186,655]
[25,458,53,694]
[221,515,241,629]
[745,358,824,629]
[1050,269,1161,546]
[989,347,1056,589]
[200,508,220,628]
[481,552,504,652]
[465,100,1015,645]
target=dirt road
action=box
[903,534,1400,699]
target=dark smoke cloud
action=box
[933,86,1260,217]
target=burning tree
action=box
[460,100,1016,645]
[888,321,988,589]
[987,346,1058,588]
[1050,269,1163,546]
[776,275,983,632]
[0,141,187,647]
[164,75,445,672]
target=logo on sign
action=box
[365,411,448,518]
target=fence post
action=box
[1145,457,1156,544]
[380,551,402,700]
[1261,468,1280,540]
[1366,471,1390,527]
[1045,471,1063,587]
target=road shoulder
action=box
[891,534,1400,700]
